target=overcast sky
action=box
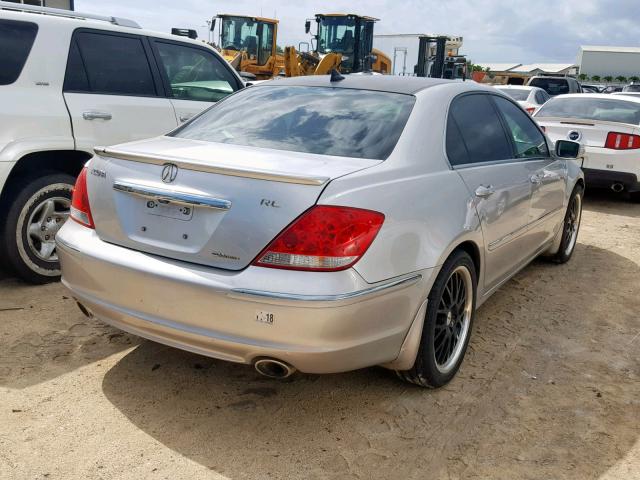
[76,0,640,64]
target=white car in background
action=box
[0,2,243,283]
[494,85,550,114]
[534,93,640,200]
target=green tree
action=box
[616,75,627,83]
[630,76,640,83]
[578,73,588,81]
[276,45,284,54]
[604,75,613,83]
[591,75,601,82]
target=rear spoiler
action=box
[94,147,330,186]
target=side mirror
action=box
[238,71,257,82]
[555,140,584,159]
[305,20,311,34]
[210,18,216,32]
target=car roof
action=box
[551,93,640,103]
[0,4,209,48]
[255,75,459,95]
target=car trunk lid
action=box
[87,136,381,270]
[537,117,639,147]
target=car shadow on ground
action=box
[0,271,139,389]
[100,242,640,479]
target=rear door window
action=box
[492,96,549,159]
[69,31,157,96]
[446,94,513,166]
[152,41,239,102]
[0,19,38,85]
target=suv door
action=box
[63,29,177,151]
[492,95,566,247]
[447,93,534,290]
[149,39,242,124]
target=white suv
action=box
[0,2,243,283]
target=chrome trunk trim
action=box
[113,181,232,210]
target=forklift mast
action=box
[415,35,466,80]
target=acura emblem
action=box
[568,130,581,142]
[161,163,178,183]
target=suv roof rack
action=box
[0,1,141,29]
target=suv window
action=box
[0,19,38,85]
[67,31,156,96]
[446,94,513,166]
[493,96,549,159]
[528,77,570,96]
[153,41,238,102]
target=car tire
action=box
[1,173,75,284]
[550,184,583,264]
[396,250,477,388]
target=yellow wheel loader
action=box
[212,14,284,80]
[284,14,392,76]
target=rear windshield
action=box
[535,97,640,124]
[0,19,38,85]
[623,84,640,92]
[497,88,530,101]
[172,86,416,160]
[529,78,569,96]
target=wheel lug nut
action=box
[47,217,51,222]
[45,235,50,240]
[41,226,46,231]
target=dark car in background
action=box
[528,76,582,96]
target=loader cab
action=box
[311,14,377,73]
[217,15,277,67]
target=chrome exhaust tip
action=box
[254,358,296,379]
[611,183,625,193]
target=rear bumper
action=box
[56,221,433,374]
[583,168,640,193]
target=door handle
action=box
[530,173,543,184]
[474,185,495,198]
[82,111,112,121]
[179,114,195,123]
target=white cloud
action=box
[75,0,640,64]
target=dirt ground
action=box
[0,190,638,480]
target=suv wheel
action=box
[1,173,75,283]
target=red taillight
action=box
[70,167,94,228]
[253,205,385,271]
[525,107,536,114]
[605,132,640,150]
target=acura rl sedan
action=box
[57,75,584,387]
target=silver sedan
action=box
[56,75,584,387]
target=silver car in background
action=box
[57,76,584,387]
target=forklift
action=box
[284,13,391,76]
[414,36,467,80]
